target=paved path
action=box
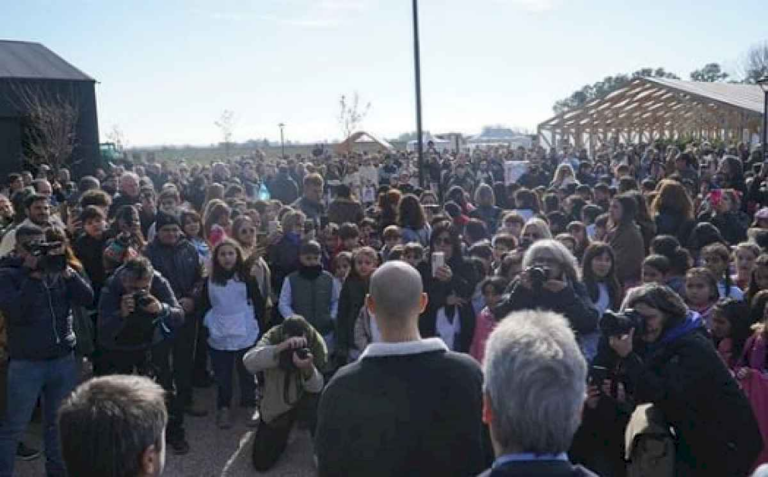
[16,384,317,477]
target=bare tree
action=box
[10,82,79,172]
[105,124,127,151]
[338,92,371,151]
[215,110,237,158]
[737,41,768,83]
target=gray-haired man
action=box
[480,309,596,477]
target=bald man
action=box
[316,261,486,477]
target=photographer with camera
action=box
[0,224,94,477]
[603,284,761,476]
[243,315,327,471]
[97,256,188,454]
[493,239,598,337]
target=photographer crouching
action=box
[243,315,327,471]
[595,284,762,477]
[493,239,598,338]
[97,256,188,454]
[0,224,94,477]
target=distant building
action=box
[0,40,99,179]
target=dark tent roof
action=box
[0,40,95,82]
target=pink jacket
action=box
[469,307,496,364]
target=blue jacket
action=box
[97,265,185,351]
[0,255,94,360]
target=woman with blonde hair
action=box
[550,164,577,189]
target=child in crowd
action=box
[321,223,340,269]
[592,213,609,242]
[582,243,622,317]
[331,251,353,290]
[733,242,760,291]
[491,234,517,270]
[555,233,577,255]
[387,244,405,262]
[642,254,671,285]
[581,205,602,239]
[499,211,525,239]
[701,243,744,301]
[74,205,109,299]
[403,242,425,270]
[381,225,402,262]
[710,298,751,369]
[685,267,720,329]
[278,240,340,354]
[748,255,768,306]
[338,247,379,363]
[359,218,380,249]
[468,277,507,364]
[338,223,361,253]
[499,251,524,282]
[737,290,768,376]
[566,221,590,261]
[181,210,210,262]
[200,239,266,429]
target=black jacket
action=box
[623,327,762,476]
[97,267,184,351]
[420,256,479,353]
[316,341,486,477]
[654,210,695,246]
[335,275,368,359]
[268,173,299,205]
[493,278,599,336]
[0,255,94,360]
[478,460,598,477]
[144,238,204,302]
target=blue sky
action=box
[2,0,765,146]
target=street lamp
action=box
[759,77,768,163]
[412,0,425,188]
[278,123,286,159]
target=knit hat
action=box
[756,208,768,221]
[155,211,181,230]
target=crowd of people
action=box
[1,138,768,476]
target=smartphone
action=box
[589,365,609,388]
[431,251,445,277]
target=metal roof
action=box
[645,77,764,114]
[0,40,94,82]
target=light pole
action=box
[759,77,768,163]
[412,0,425,188]
[278,123,285,159]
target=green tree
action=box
[553,68,680,114]
[690,63,729,82]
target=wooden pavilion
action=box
[538,78,766,153]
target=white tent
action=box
[406,133,451,152]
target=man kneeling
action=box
[243,315,326,471]
[58,375,167,477]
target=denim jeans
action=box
[0,353,77,477]
[209,347,255,409]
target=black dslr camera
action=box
[524,266,550,290]
[599,309,644,337]
[132,290,155,310]
[27,241,66,273]
[278,319,311,371]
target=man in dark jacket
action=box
[97,256,187,455]
[479,310,597,477]
[145,212,206,426]
[316,261,486,477]
[292,173,326,227]
[0,224,94,477]
[268,166,299,205]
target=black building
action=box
[0,40,99,180]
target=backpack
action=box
[625,404,675,477]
